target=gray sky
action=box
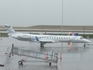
[0,0,93,26]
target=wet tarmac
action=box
[0,37,93,70]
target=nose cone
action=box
[83,39,91,43]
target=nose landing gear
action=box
[84,44,86,47]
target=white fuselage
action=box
[10,33,91,43]
[3,24,91,47]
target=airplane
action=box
[2,24,91,47]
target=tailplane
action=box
[3,24,16,35]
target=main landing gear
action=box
[40,43,45,47]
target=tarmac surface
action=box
[0,37,93,70]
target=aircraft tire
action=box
[49,62,51,66]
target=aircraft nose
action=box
[84,39,91,43]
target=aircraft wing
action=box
[39,39,56,43]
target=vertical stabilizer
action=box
[3,24,15,35]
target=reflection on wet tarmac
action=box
[0,38,93,70]
[18,65,58,70]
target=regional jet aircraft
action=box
[3,24,91,47]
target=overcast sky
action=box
[0,0,93,26]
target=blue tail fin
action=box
[4,24,15,35]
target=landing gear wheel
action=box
[49,62,51,66]
[40,43,44,47]
[84,44,86,47]
[18,61,23,65]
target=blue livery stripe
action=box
[35,36,39,41]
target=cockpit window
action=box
[80,36,83,39]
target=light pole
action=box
[61,0,64,35]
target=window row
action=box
[31,36,71,39]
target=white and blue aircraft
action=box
[3,24,91,47]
